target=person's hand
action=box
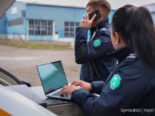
[80,13,96,29]
[71,80,92,91]
[60,85,80,96]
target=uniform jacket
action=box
[75,18,116,82]
[72,46,155,116]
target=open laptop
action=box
[37,61,71,100]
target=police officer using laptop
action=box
[75,0,116,82]
[61,5,155,116]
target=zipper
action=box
[88,27,106,81]
[88,31,97,81]
[89,63,93,81]
[89,31,96,42]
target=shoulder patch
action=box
[93,39,102,47]
[125,53,137,63]
[126,54,137,59]
[110,74,121,90]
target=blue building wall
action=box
[109,10,115,23]
[6,2,26,35]
[7,2,26,20]
[152,12,155,24]
[26,4,85,40]
[0,15,7,34]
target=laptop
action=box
[37,61,71,100]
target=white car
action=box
[0,85,56,116]
[0,1,56,115]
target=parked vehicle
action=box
[0,1,56,116]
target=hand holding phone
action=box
[80,13,96,29]
[89,10,101,21]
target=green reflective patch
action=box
[110,74,121,90]
[93,39,101,47]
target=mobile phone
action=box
[89,10,101,21]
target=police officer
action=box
[75,0,116,82]
[61,5,155,116]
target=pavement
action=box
[0,45,81,86]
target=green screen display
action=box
[37,61,68,94]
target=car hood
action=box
[0,86,57,116]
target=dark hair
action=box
[86,0,111,17]
[111,5,155,66]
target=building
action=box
[145,3,155,23]
[0,0,88,41]
[0,0,154,41]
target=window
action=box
[48,21,53,35]
[28,19,53,36]
[41,20,47,35]
[29,20,34,35]
[64,21,80,38]
[35,20,41,35]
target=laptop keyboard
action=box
[48,88,71,98]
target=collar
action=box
[110,46,133,63]
[90,17,109,35]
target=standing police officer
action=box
[61,5,155,116]
[75,0,116,82]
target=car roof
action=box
[0,0,15,19]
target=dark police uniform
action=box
[75,18,116,82]
[72,46,155,116]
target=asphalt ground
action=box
[0,45,81,86]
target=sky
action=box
[17,0,155,9]
[108,0,155,9]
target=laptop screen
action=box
[37,61,68,94]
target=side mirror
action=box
[0,0,15,19]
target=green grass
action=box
[0,39,73,50]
